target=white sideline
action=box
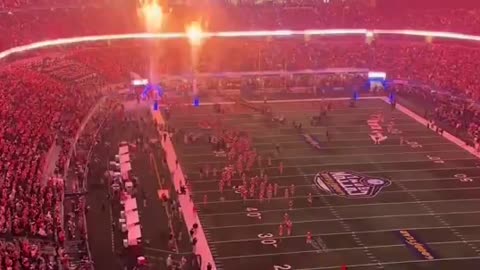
[151,109,216,270]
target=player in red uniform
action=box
[241,188,248,203]
[203,194,208,207]
[285,220,293,236]
[278,224,284,238]
[306,231,312,244]
[274,183,279,197]
[283,213,289,223]
[218,181,224,194]
[288,199,294,210]
[290,184,295,196]
[205,165,210,178]
[307,192,313,206]
[267,186,273,202]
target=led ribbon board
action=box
[2,29,480,60]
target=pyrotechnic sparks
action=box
[186,22,205,47]
[138,0,163,33]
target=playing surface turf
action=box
[168,98,480,270]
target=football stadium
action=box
[0,0,480,270]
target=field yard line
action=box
[294,256,480,270]
[193,175,480,194]
[180,142,456,157]
[204,210,480,230]
[185,149,468,165]
[183,157,475,170]
[210,223,480,244]
[201,197,480,217]
[189,165,480,184]
[216,241,480,260]
[179,135,440,149]
[200,186,480,205]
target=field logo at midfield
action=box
[314,171,390,198]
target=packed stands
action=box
[0,56,105,269]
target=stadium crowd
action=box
[0,57,103,268]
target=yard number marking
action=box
[427,155,445,164]
[455,174,473,183]
[246,207,262,219]
[258,233,278,247]
[407,140,423,149]
[273,265,292,270]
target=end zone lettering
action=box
[367,114,387,143]
[397,230,436,260]
[313,171,390,198]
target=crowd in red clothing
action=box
[0,239,58,270]
[0,60,102,268]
